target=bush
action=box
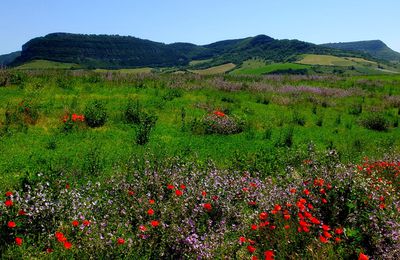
[348,103,363,115]
[125,99,141,124]
[360,113,388,131]
[84,100,107,128]
[191,111,245,135]
[136,112,157,145]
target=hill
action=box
[10,33,374,69]
[0,51,21,66]
[321,40,400,62]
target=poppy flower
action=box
[251,224,258,231]
[284,225,290,229]
[321,198,328,204]
[322,224,330,231]
[358,253,369,260]
[5,199,13,207]
[379,203,385,209]
[175,190,183,196]
[251,256,258,260]
[203,203,212,211]
[167,184,175,190]
[128,190,135,196]
[212,195,219,201]
[264,250,275,260]
[290,188,297,194]
[150,220,160,227]
[117,238,125,245]
[239,236,247,244]
[259,212,268,220]
[201,191,207,197]
[18,210,27,216]
[323,231,332,239]
[335,227,343,235]
[247,245,256,253]
[7,221,16,228]
[83,220,90,226]
[149,199,155,204]
[180,184,186,189]
[284,214,291,220]
[46,248,53,253]
[250,182,257,188]
[5,191,13,197]
[335,237,341,243]
[15,237,23,246]
[303,189,310,196]
[55,232,67,242]
[319,235,328,243]
[63,241,72,249]
[147,208,154,216]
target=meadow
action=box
[0,69,399,259]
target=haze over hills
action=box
[321,40,400,62]
[8,33,375,69]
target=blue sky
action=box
[1,0,399,54]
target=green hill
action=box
[0,51,21,66]
[10,33,375,70]
[321,40,400,62]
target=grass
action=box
[95,68,153,74]
[232,59,310,75]
[189,63,236,75]
[189,59,212,66]
[296,54,358,66]
[15,60,80,70]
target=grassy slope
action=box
[296,54,358,66]
[231,59,310,75]
[95,68,153,74]
[1,72,400,189]
[189,63,236,75]
[15,60,80,70]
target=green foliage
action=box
[360,113,389,131]
[84,100,107,128]
[135,112,157,145]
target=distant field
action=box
[296,54,358,66]
[189,59,212,66]
[95,67,153,74]
[189,63,236,75]
[345,57,377,65]
[15,60,79,69]
[231,59,310,75]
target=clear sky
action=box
[1,0,399,54]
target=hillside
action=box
[10,33,374,69]
[321,40,400,62]
[0,51,21,66]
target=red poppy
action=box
[55,232,67,242]
[46,248,53,253]
[7,221,16,228]
[274,204,282,211]
[284,225,290,230]
[83,220,90,226]
[284,214,291,220]
[128,190,135,196]
[72,220,79,227]
[167,184,175,190]
[321,198,328,204]
[151,220,160,227]
[319,235,328,243]
[251,224,258,231]
[5,199,13,207]
[251,256,258,260]
[117,238,125,245]
[358,253,369,260]
[63,241,72,249]
[323,231,332,239]
[322,224,330,231]
[180,184,186,189]
[201,191,207,197]
[5,191,13,197]
[239,236,247,244]
[335,227,343,235]
[147,208,155,216]
[175,190,183,196]
[379,203,385,209]
[264,250,275,260]
[65,184,70,189]
[213,111,226,117]
[259,212,268,220]
[212,195,219,201]
[149,199,155,204]
[290,188,297,194]
[247,245,256,253]
[250,182,257,188]
[269,225,276,230]
[303,189,310,196]
[203,203,212,211]
[18,210,27,216]
[15,237,23,246]
[335,237,341,243]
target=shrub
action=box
[162,89,182,101]
[292,111,306,126]
[348,103,362,115]
[125,99,141,124]
[84,100,107,128]
[360,113,388,131]
[135,112,157,145]
[191,111,245,135]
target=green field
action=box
[15,60,80,70]
[95,67,153,74]
[189,63,236,74]
[0,69,399,258]
[232,59,310,75]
